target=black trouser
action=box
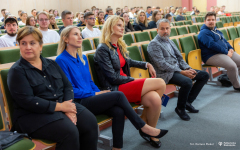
[30,109,98,150]
[168,70,209,110]
[76,91,146,148]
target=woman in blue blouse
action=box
[55,26,168,150]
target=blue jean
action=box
[168,70,209,110]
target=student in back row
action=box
[82,12,101,38]
[37,11,60,44]
[59,10,73,35]
[134,10,149,31]
[0,15,18,48]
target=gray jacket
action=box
[147,34,190,84]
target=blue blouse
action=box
[56,50,100,99]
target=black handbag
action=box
[0,131,31,150]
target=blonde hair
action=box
[37,11,49,20]
[175,9,180,15]
[57,26,85,65]
[100,15,129,58]
[136,10,148,28]
[171,7,175,11]
[48,14,59,29]
[17,26,43,46]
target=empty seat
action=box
[87,53,101,88]
[219,29,230,40]
[179,36,197,62]
[235,26,240,37]
[134,32,151,43]
[193,34,200,49]
[93,38,99,49]
[123,34,134,46]
[227,27,239,40]
[126,46,143,61]
[150,30,158,39]
[170,28,178,37]
[186,16,192,20]
[0,49,20,64]
[195,17,203,23]
[41,43,58,57]
[176,27,188,35]
[175,22,184,26]
[197,24,204,30]
[171,39,181,52]
[141,44,150,62]
[82,39,93,51]
[188,25,199,34]
[216,22,224,28]
[184,20,192,25]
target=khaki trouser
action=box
[206,52,240,88]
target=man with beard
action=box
[147,19,209,121]
[198,12,240,91]
[0,15,18,48]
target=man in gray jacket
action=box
[147,19,209,121]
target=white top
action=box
[74,18,79,22]
[39,29,60,44]
[128,12,135,19]
[0,34,17,48]
[81,27,101,38]
[218,11,224,15]
[18,21,26,25]
[0,17,3,22]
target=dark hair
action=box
[84,11,94,20]
[120,12,128,17]
[156,6,160,9]
[147,6,151,9]
[205,12,216,20]
[31,9,36,13]
[61,10,72,19]
[165,14,172,19]
[195,10,200,13]
[1,9,6,12]
[106,8,113,13]
[97,11,104,24]
[18,10,22,13]
[26,16,37,27]
[130,8,134,11]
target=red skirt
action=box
[118,78,146,104]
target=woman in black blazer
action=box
[7,26,98,150]
[134,10,149,31]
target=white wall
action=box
[217,0,239,12]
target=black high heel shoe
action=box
[139,129,168,139]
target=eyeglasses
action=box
[39,19,49,22]
[88,18,96,20]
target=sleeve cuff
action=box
[47,101,57,113]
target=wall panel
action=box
[217,0,239,12]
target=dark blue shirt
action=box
[56,50,100,99]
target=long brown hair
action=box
[26,16,37,27]
[48,14,59,29]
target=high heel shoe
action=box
[139,130,150,142]
[139,129,168,139]
[150,138,162,148]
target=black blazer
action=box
[134,22,149,31]
[8,56,85,134]
[94,43,147,91]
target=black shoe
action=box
[139,129,168,139]
[233,87,240,91]
[149,138,162,148]
[186,103,199,113]
[139,130,150,142]
[175,107,190,121]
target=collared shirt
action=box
[165,39,180,68]
[7,56,82,134]
[146,12,152,18]
[56,50,100,99]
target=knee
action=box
[111,107,125,118]
[65,126,79,141]
[157,78,167,90]
[227,64,238,72]
[202,71,209,81]
[148,92,162,107]
[181,78,193,88]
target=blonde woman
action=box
[26,16,37,27]
[174,9,180,16]
[48,14,59,29]
[134,10,149,31]
[74,12,80,22]
[169,7,176,16]
[55,26,168,150]
[94,16,167,148]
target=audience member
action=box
[31,9,37,20]
[17,10,22,21]
[49,9,53,14]
[190,6,197,15]
[148,19,209,121]
[169,7,176,16]
[214,7,220,14]
[148,10,161,28]
[0,15,18,48]
[129,7,136,19]
[94,15,168,148]
[58,10,73,34]
[182,7,187,15]
[94,8,99,17]
[210,6,215,12]
[198,12,240,91]
[134,10,149,31]
[165,14,174,27]
[124,6,129,13]
[121,12,135,33]
[48,14,59,29]
[195,10,200,16]
[146,6,152,20]
[152,6,156,12]
[221,5,226,13]
[37,11,60,43]
[8,26,99,150]
[74,12,80,22]
[82,12,101,38]
[0,12,10,29]
[104,8,113,20]
[175,7,185,21]
[56,25,168,150]
[0,9,6,22]
[18,12,28,25]
[95,11,105,25]
[84,9,90,13]
[26,16,37,27]
[54,9,61,19]
[76,13,85,27]
[218,6,225,15]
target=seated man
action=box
[175,7,185,21]
[37,11,60,44]
[198,12,240,91]
[59,10,73,35]
[0,15,18,48]
[147,19,209,121]
[104,8,113,21]
[82,12,101,38]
